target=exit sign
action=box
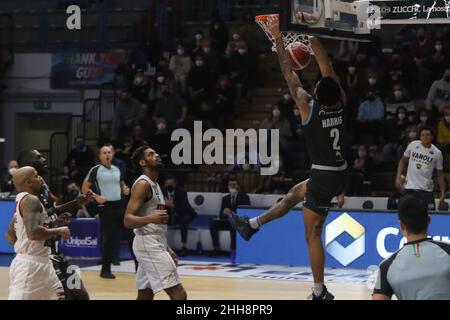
[33,101,51,110]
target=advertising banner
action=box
[59,218,101,258]
[51,50,128,88]
[236,208,450,269]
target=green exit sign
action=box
[33,101,51,110]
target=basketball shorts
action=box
[9,254,65,300]
[304,168,348,216]
[132,234,180,293]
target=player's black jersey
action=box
[301,99,347,168]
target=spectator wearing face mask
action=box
[169,45,191,96]
[338,40,358,63]
[129,71,150,105]
[356,90,385,146]
[383,107,410,162]
[365,71,385,100]
[397,125,419,159]
[1,160,18,193]
[213,75,235,129]
[209,177,250,256]
[348,145,374,196]
[152,83,188,130]
[260,105,293,152]
[112,90,146,140]
[226,31,241,57]
[385,83,414,114]
[417,109,435,132]
[187,55,213,103]
[430,41,448,79]
[209,12,229,55]
[426,67,450,114]
[229,40,258,103]
[276,86,296,120]
[436,106,450,153]
[386,52,411,89]
[190,30,205,59]
[63,136,95,186]
[200,38,221,78]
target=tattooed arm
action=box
[5,216,16,246]
[267,15,312,122]
[22,195,70,241]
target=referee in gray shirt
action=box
[373,195,450,300]
[82,145,130,279]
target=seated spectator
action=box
[163,175,198,257]
[190,30,205,59]
[169,45,191,96]
[385,82,415,115]
[338,40,358,63]
[129,71,150,105]
[345,62,364,102]
[254,159,291,194]
[417,109,435,131]
[229,40,258,103]
[385,51,411,90]
[147,118,172,164]
[397,125,419,158]
[364,71,386,100]
[63,136,95,186]
[259,105,293,152]
[356,90,384,145]
[209,12,229,55]
[213,75,235,129]
[152,83,188,130]
[1,160,18,193]
[373,195,450,300]
[347,145,374,196]
[112,90,146,140]
[276,86,296,121]
[426,66,450,114]
[410,28,434,65]
[209,178,250,256]
[187,55,213,104]
[411,54,434,99]
[226,30,241,57]
[430,40,448,80]
[436,105,450,153]
[383,107,410,161]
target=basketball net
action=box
[255,14,314,55]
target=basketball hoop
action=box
[255,14,314,54]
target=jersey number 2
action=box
[330,128,341,151]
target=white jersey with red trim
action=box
[13,192,51,257]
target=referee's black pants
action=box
[98,201,124,274]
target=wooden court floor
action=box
[0,268,373,300]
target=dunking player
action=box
[7,167,69,300]
[228,16,347,300]
[124,146,187,300]
[16,149,92,300]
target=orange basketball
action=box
[286,42,311,71]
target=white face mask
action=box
[203,47,211,54]
[408,115,415,122]
[445,116,450,123]
[195,60,204,67]
[232,33,240,40]
[229,188,238,194]
[283,94,290,101]
[398,113,406,120]
[348,66,356,74]
[293,109,300,116]
[394,90,403,100]
[368,77,377,85]
[242,163,251,171]
[272,109,281,117]
[195,34,203,41]
[409,131,417,140]
[435,44,443,51]
[8,168,17,175]
[157,76,165,84]
[238,49,247,55]
[157,122,166,131]
[420,116,428,123]
[177,49,184,56]
[133,77,145,86]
